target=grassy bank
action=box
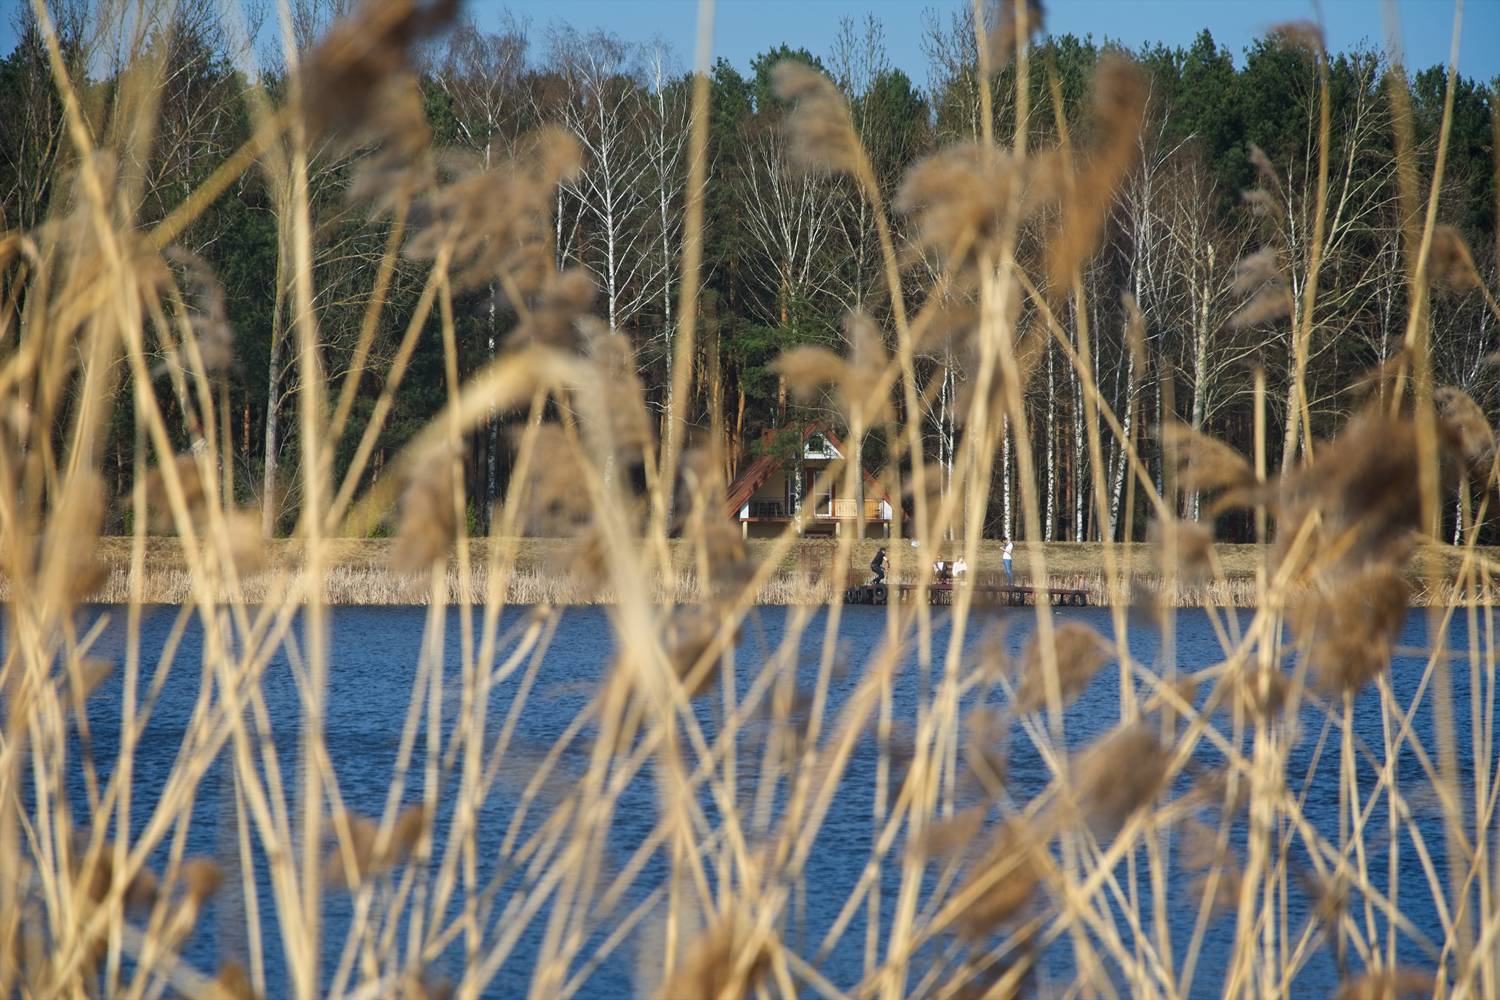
[17,537,1497,606]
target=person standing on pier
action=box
[1002,540,1014,584]
[870,547,887,585]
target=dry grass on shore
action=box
[14,537,1498,606]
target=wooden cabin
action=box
[725,426,897,539]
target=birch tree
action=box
[735,119,840,335]
[436,16,529,517]
[0,1,92,230]
[1157,155,1258,516]
[550,28,663,333]
[639,41,690,424]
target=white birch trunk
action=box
[262,333,281,536]
[1107,346,1134,541]
[1072,337,1086,541]
[1044,337,1056,541]
[1001,416,1013,541]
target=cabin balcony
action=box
[736,498,894,538]
[825,498,885,520]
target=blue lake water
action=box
[24,604,1495,997]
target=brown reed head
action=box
[1435,385,1495,475]
[181,858,224,910]
[1179,817,1242,918]
[1148,517,1215,581]
[224,507,270,574]
[1160,424,1258,513]
[1238,665,1290,720]
[963,705,1009,792]
[1332,967,1432,1000]
[772,61,862,177]
[1247,143,1279,187]
[896,143,1024,274]
[505,268,596,349]
[951,312,1045,424]
[842,310,889,420]
[324,812,380,889]
[1278,409,1427,569]
[124,866,159,914]
[144,453,209,531]
[664,605,734,699]
[378,972,453,1000]
[75,841,158,915]
[982,0,1045,68]
[915,296,980,353]
[393,446,460,573]
[1074,725,1171,833]
[658,909,772,1000]
[556,522,611,597]
[1192,768,1249,818]
[952,820,1043,937]
[1015,621,1110,712]
[516,423,594,537]
[166,248,235,375]
[41,469,108,607]
[214,960,259,1000]
[697,518,756,598]
[1228,247,1293,328]
[919,803,988,859]
[1239,187,1279,219]
[324,806,426,889]
[1269,21,1326,57]
[1430,225,1481,292]
[774,311,892,424]
[1044,53,1147,294]
[409,129,583,294]
[1291,562,1408,695]
[302,0,459,143]
[582,320,654,454]
[774,345,847,401]
[67,657,114,705]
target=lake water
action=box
[31,604,1494,996]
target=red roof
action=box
[723,424,898,516]
[724,453,780,513]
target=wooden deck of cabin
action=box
[843,582,1091,607]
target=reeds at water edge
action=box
[4,0,1500,996]
[17,542,1498,608]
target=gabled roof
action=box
[724,423,898,516]
[725,452,780,513]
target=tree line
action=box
[1,1,1496,541]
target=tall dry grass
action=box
[3,0,1500,997]
[25,544,1500,608]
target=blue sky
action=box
[1,0,1496,83]
[479,0,1500,84]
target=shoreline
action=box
[5,538,1496,608]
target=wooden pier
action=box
[844,582,1091,607]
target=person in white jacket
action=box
[1002,540,1014,584]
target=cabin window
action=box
[805,469,833,515]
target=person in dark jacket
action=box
[870,547,887,585]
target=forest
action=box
[2,2,1496,542]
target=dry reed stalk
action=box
[6,0,1500,997]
